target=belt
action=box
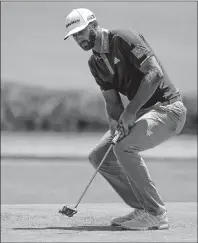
[160,96,182,106]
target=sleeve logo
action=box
[131,44,150,59]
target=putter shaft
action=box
[74,131,121,208]
[74,143,114,208]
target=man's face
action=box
[73,25,96,51]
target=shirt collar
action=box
[93,28,109,54]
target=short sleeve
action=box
[88,56,114,91]
[116,30,154,69]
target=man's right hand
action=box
[109,119,119,136]
[109,119,125,141]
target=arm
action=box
[102,89,124,134]
[125,56,164,114]
[118,55,164,136]
[88,56,123,134]
[115,31,163,113]
[113,31,164,136]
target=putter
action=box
[59,130,121,217]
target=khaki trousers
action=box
[88,101,187,216]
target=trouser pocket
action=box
[160,101,187,134]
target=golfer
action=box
[64,8,187,230]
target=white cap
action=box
[64,8,96,40]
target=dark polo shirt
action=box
[88,29,180,109]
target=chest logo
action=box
[114,57,120,64]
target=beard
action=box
[78,30,96,51]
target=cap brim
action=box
[64,23,89,40]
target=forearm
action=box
[101,89,125,122]
[105,102,124,122]
[126,69,163,113]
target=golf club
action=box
[58,130,121,217]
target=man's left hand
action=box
[118,110,136,138]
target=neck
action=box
[92,27,103,53]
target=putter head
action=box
[58,205,77,217]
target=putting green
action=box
[1,203,197,242]
[2,158,197,204]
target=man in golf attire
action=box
[64,8,187,230]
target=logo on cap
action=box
[87,14,95,21]
[66,19,80,28]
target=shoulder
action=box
[88,54,95,66]
[88,54,97,72]
[88,54,100,78]
[110,29,143,47]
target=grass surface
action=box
[1,132,197,158]
[1,203,197,242]
[1,158,197,204]
[1,133,197,242]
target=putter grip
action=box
[111,130,121,145]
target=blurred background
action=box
[1,1,197,133]
[1,2,197,205]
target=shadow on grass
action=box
[13,226,124,231]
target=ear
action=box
[87,23,93,31]
[87,21,97,31]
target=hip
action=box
[137,100,187,134]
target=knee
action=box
[88,149,100,168]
